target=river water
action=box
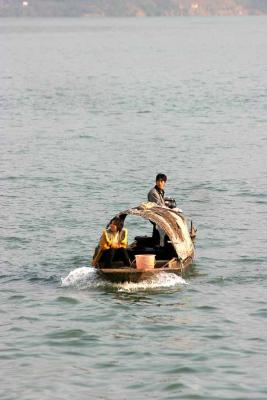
[0,16,267,400]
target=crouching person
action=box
[92,217,131,268]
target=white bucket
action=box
[135,254,155,269]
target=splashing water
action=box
[61,267,100,289]
[117,273,187,292]
[61,267,187,292]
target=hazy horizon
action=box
[1,0,267,18]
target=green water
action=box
[1,16,267,400]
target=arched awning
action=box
[117,202,195,261]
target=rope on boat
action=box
[129,259,136,267]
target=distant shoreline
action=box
[1,0,267,19]
[1,14,267,18]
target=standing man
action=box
[147,173,167,206]
[147,173,167,246]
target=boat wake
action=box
[61,267,187,292]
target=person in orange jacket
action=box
[92,217,131,267]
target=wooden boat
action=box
[92,202,196,283]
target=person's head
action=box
[155,173,167,190]
[109,217,123,232]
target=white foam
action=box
[61,267,100,289]
[117,272,187,292]
[61,267,187,291]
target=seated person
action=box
[92,217,131,268]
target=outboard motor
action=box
[164,197,177,209]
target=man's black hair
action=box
[156,173,167,182]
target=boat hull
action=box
[96,256,193,283]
